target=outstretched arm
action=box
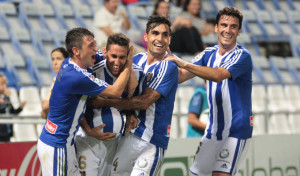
[165,54,231,83]
[90,88,161,110]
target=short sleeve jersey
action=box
[192,44,253,140]
[132,53,178,149]
[39,58,108,148]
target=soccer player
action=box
[90,15,179,176]
[165,7,253,176]
[75,33,144,176]
[37,27,133,176]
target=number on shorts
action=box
[78,156,87,169]
[113,157,119,171]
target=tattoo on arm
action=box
[130,88,161,109]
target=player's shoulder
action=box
[93,59,106,71]
[132,63,143,72]
[133,52,147,63]
[235,44,251,57]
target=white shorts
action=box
[111,133,165,176]
[37,139,80,176]
[190,137,251,176]
[75,128,119,176]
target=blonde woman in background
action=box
[41,47,69,118]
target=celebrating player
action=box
[166,6,253,176]
[75,33,144,176]
[90,15,179,176]
[37,27,133,176]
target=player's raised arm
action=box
[99,46,133,98]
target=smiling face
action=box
[215,15,241,52]
[51,51,65,74]
[105,44,128,77]
[144,24,170,58]
[76,35,98,69]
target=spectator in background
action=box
[93,0,144,54]
[151,0,204,55]
[186,81,208,137]
[181,0,214,36]
[0,74,26,142]
[41,47,69,119]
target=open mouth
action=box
[154,43,163,48]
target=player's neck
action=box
[70,57,87,70]
[147,52,164,65]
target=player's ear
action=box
[72,47,80,57]
[144,32,148,42]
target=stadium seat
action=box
[0,2,27,31]
[268,113,290,134]
[4,54,38,88]
[288,113,300,134]
[54,4,85,30]
[277,0,295,11]
[267,84,289,114]
[170,115,178,139]
[252,84,267,115]
[18,86,42,116]
[13,124,38,142]
[19,2,48,31]
[252,114,266,135]
[242,10,265,36]
[8,87,20,109]
[38,4,66,31]
[40,86,51,100]
[0,26,21,56]
[285,56,300,78]
[73,4,94,32]
[30,55,54,87]
[177,86,195,115]
[252,56,280,84]
[179,116,188,138]
[127,2,153,31]
[271,11,297,36]
[269,56,299,84]
[284,84,300,113]
[255,11,284,38]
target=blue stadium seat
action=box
[269,56,300,84]
[238,32,261,56]
[0,53,16,88]
[18,2,48,31]
[127,2,153,31]
[0,26,20,56]
[30,55,54,87]
[252,56,281,85]
[271,11,297,35]
[242,10,265,36]
[286,57,300,83]
[72,4,94,31]
[38,4,66,32]
[277,0,295,11]
[54,4,85,30]
[4,54,38,89]
[286,11,300,34]
[31,29,57,57]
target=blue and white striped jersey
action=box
[132,53,178,150]
[39,57,108,148]
[85,51,144,134]
[192,44,253,140]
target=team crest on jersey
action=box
[145,72,153,83]
[219,149,229,159]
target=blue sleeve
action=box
[72,72,108,97]
[148,61,178,97]
[220,50,252,80]
[95,50,104,64]
[188,93,203,116]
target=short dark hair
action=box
[106,33,130,52]
[216,6,243,30]
[65,27,94,57]
[146,15,171,34]
[183,0,200,17]
[51,47,69,58]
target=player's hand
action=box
[89,124,116,141]
[125,114,138,133]
[164,53,186,68]
[88,96,106,108]
[126,45,134,68]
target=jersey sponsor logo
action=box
[250,116,253,126]
[145,72,153,83]
[219,149,229,159]
[45,119,58,134]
